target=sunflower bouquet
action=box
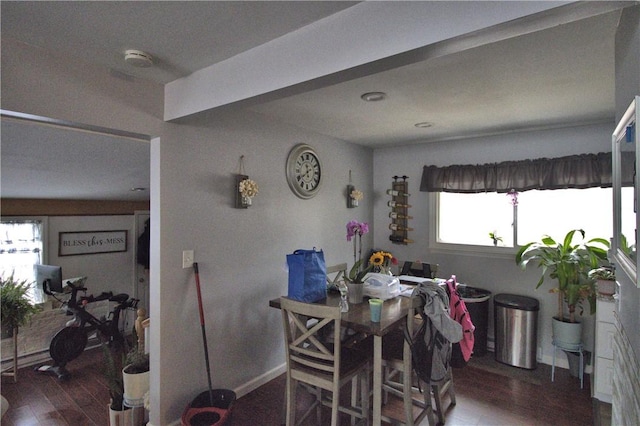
[369,250,397,274]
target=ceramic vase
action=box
[596,279,616,296]
[552,317,583,346]
[122,366,150,407]
[347,282,364,304]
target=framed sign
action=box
[59,230,128,256]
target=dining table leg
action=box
[373,334,382,425]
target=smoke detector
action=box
[124,49,153,68]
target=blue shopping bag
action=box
[286,248,327,303]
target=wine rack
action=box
[388,176,413,245]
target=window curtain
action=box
[0,220,45,303]
[420,152,634,193]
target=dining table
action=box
[269,289,415,426]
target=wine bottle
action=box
[386,189,410,197]
[389,235,415,244]
[389,224,414,231]
[387,201,411,208]
[389,212,413,220]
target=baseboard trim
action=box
[234,363,286,399]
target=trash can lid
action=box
[494,293,539,311]
[457,285,492,302]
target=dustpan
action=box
[181,389,236,426]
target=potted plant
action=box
[516,229,609,345]
[345,220,371,303]
[122,345,150,408]
[588,266,616,296]
[1,274,41,338]
[101,342,127,423]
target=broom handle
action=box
[193,263,214,406]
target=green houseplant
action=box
[101,342,125,412]
[588,266,616,296]
[122,327,150,409]
[1,274,41,336]
[515,229,609,323]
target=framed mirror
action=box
[612,96,639,287]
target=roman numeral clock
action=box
[286,144,322,199]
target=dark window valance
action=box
[420,152,634,193]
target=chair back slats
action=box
[326,263,348,285]
[290,317,333,355]
[281,297,341,377]
[289,353,335,373]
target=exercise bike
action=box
[37,278,138,381]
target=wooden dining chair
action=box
[326,263,348,290]
[280,297,371,426]
[381,295,436,426]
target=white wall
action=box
[372,122,614,366]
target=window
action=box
[438,192,515,247]
[0,218,47,303]
[436,187,634,249]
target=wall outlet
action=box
[182,250,194,269]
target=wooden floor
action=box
[2,348,600,425]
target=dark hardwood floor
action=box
[2,348,599,425]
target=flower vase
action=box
[242,195,252,206]
[380,266,393,276]
[347,282,364,304]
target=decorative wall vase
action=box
[235,174,249,209]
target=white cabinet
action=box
[593,298,615,403]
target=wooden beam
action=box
[1,199,150,216]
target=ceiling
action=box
[0,1,631,201]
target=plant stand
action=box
[122,401,146,426]
[0,327,18,383]
[551,339,584,388]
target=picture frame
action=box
[59,230,128,256]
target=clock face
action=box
[286,144,322,199]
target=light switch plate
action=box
[182,250,194,269]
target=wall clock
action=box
[286,144,322,199]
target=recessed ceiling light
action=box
[130,187,147,192]
[360,92,387,102]
[124,49,153,68]
[415,122,434,128]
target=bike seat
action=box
[109,293,130,303]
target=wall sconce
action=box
[235,156,259,208]
[347,170,363,208]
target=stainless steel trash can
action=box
[494,293,539,369]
